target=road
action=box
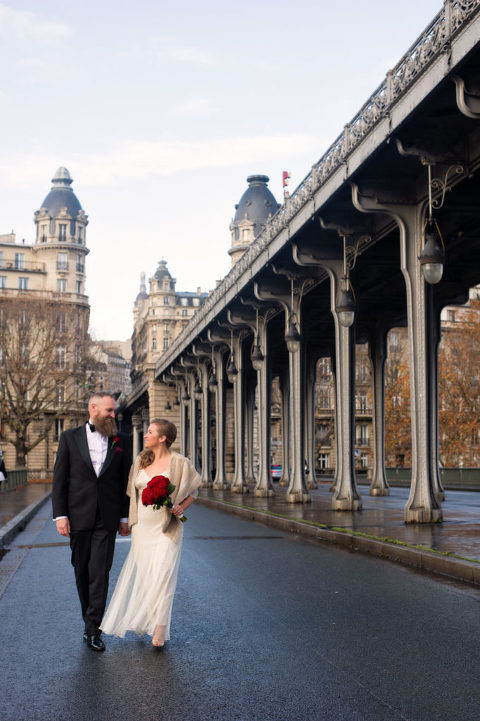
[1,501,479,721]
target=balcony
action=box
[0,259,46,273]
[76,263,85,273]
[56,261,69,271]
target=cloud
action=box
[149,39,216,67]
[0,133,318,189]
[168,98,215,118]
[0,3,72,41]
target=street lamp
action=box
[251,343,264,371]
[226,330,238,382]
[335,276,356,327]
[419,223,445,284]
[285,319,301,353]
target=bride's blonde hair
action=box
[138,418,177,468]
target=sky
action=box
[0,0,443,341]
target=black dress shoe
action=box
[83,632,106,652]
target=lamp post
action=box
[335,236,356,327]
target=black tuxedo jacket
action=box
[52,426,131,532]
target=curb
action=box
[0,490,52,547]
[197,496,480,587]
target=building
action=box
[0,167,90,475]
[87,341,132,401]
[126,260,208,450]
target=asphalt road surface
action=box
[1,501,479,721]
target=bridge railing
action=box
[156,0,480,377]
[0,468,28,493]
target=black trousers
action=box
[70,514,116,635]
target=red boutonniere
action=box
[111,436,123,452]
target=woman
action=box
[100,418,201,647]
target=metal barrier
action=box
[0,468,28,492]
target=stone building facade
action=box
[126,260,208,453]
[0,168,90,474]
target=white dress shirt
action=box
[87,422,108,476]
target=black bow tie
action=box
[88,423,96,433]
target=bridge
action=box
[124,1,480,523]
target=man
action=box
[53,392,131,652]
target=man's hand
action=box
[118,521,130,536]
[56,518,70,538]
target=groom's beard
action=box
[93,415,117,437]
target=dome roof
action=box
[39,167,83,218]
[135,272,148,303]
[233,175,279,230]
[154,259,173,283]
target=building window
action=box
[77,227,83,244]
[360,452,368,469]
[18,277,28,290]
[76,254,84,273]
[180,297,188,306]
[54,418,64,441]
[15,253,25,270]
[152,309,156,316]
[163,296,169,305]
[57,279,66,293]
[0,276,5,289]
[181,309,188,316]
[76,281,82,294]
[0,251,2,268]
[56,347,66,369]
[318,357,330,378]
[152,325,157,334]
[164,281,169,290]
[357,363,369,382]
[357,424,368,445]
[447,309,456,322]
[40,225,47,242]
[57,252,68,271]
[318,390,330,409]
[152,338,157,350]
[163,338,169,350]
[356,392,368,413]
[318,453,330,470]
[57,313,66,333]
[58,223,67,241]
[390,331,399,349]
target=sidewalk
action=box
[0,482,52,547]
[197,481,480,586]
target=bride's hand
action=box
[172,504,183,517]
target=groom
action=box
[53,392,131,652]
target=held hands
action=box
[56,518,71,538]
[118,521,130,536]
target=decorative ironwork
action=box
[156,0,480,375]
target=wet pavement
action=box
[1,500,480,721]
[198,481,480,562]
[0,482,52,528]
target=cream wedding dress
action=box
[100,467,182,640]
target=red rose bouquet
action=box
[141,475,187,521]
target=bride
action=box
[100,418,201,647]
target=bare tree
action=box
[0,295,88,465]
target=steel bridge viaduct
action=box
[125,2,480,523]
